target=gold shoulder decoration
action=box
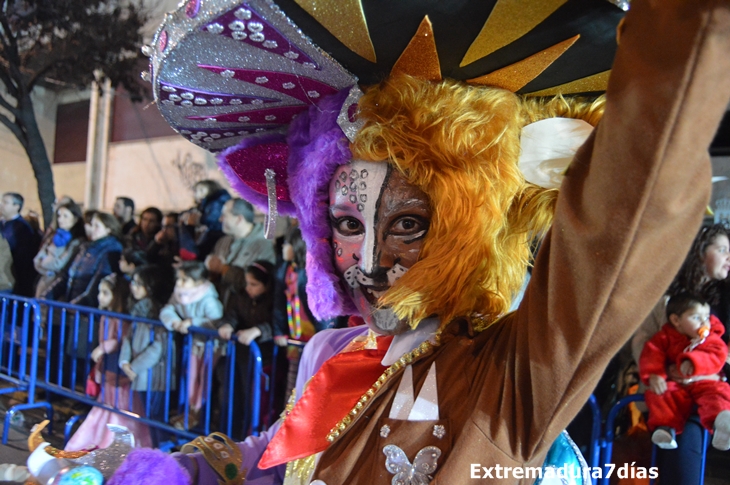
[181,433,247,485]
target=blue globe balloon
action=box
[57,466,104,485]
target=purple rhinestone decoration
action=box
[202,4,318,69]
[158,82,278,107]
[186,105,307,124]
[158,30,168,52]
[225,141,292,201]
[177,127,272,144]
[198,65,336,103]
[185,0,200,18]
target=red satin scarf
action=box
[258,335,393,469]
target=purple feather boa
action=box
[107,449,191,485]
[287,88,358,319]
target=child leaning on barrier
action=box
[65,273,152,451]
[160,261,223,428]
[119,264,175,445]
[639,292,730,451]
[216,260,275,438]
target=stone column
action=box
[84,78,113,209]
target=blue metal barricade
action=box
[168,325,267,440]
[587,394,602,474]
[33,300,196,445]
[0,295,34,391]
[4,294,642,478]
[4,298,271,448]
[0,294,54,444]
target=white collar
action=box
[381,317,440,366]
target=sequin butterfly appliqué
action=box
[383,445,442,485]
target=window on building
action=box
[111,83,177,142]
[53,100,90,164]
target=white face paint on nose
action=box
[329,160,389,276]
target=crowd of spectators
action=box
[0,183,335,443]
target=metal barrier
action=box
[0,294,54,444]
[0,297,271,447]
[5,293,712,484]
[587,394,602,472]
[600,394,709,485]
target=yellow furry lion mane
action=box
[351,74,604,330]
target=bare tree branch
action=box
[0,15,19,66]
[0,16,25,96]
[0,91,18,116]
[0,111,26,150]
[0,62,17,97]
[27,62,57,90]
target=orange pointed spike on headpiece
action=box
[526,69,611,96]
[390,16,442,82]
[467,35,580,92]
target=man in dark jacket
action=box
[0,193,40,296]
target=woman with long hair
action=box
[64,212,123,308]
[632,224,730,362]
[33,201,86,300]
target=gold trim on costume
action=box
[467,35,579,91]
[28,420,89,459]
[28,420,48,453]
[180,432,247,485]
[460,0,569,67]
[284,454,318,484]
[294,0,377,62]
[326,336,440,443]
[281,387,298,420]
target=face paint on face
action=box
[329,160,431,335]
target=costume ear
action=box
[217,132,296,216]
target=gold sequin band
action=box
[284,454,317,483]
[280,388,297,420]
[326,337,439,443]
[180,432,247,485]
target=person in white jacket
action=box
[160,261,224,427]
